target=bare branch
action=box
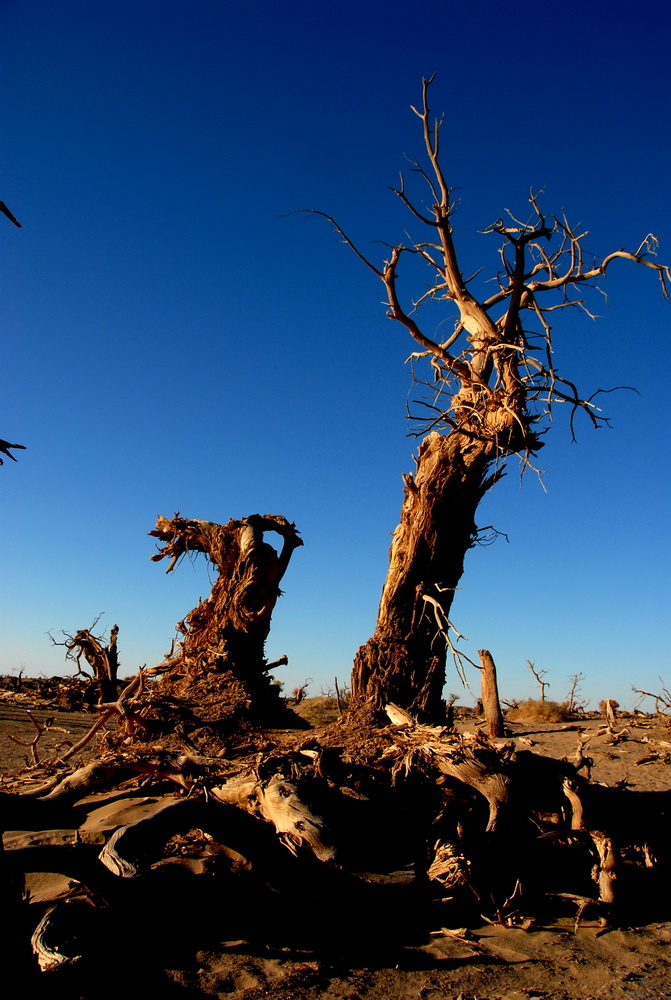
[526,659,549,702]
[0,439,26,465]
[0,200,21,227]
[291,209,383,276]
[8,711,69,767]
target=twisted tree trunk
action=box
[147,513,302,726]
[62,624,120,704]
[352,431,499,720]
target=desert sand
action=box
[1,687,670,1000]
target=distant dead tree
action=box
[51,616,120,704]
[527,660,549,702]
[632,681,671,715]
[566,672,586,714]
[305,76,670,721]
[291,679,312,706]
[604,698,619,727]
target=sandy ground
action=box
[2,694,671,1000]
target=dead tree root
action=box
[2,712,671,983]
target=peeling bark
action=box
[145,513,302,725]
[351,431,508,720]
[313,78,669,721]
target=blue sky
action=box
[2,0,670,710]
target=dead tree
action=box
[52,618,120,704]
[146,512,303,724]
[566,672,586,714]
[527,660,549,703]
[305,76,670,721]
[632,681,671,715]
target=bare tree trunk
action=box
[100,625,119,703]
[60,624,120,704]
[320,77,669,727]
[605,699,618,729]
[351,431,499,720]
[147,513,302,725]
[478,648,505,738]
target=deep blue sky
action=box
[2,0,670,709]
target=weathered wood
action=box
[144,513,303,725]
[211,775,335,861]
[31,904,82,971]
[591,830,617,905]
[478,649,505,738]
[54,622,121,704]
[351,431,501,721]
[385,723,512,833]
[3,714,671,973]
[427,839,479,901]
[562,778,585,830]
[338,79,670,722]
[433,750,510,833]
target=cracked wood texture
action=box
[147,513,302,724]
[352,429,510,720]
[341,78,667,722]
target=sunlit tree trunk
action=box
[148,513,302,723]
[352,427,508,719]
[55,622,120,705]
[310,77,669,723]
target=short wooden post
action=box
[478,648,505,737]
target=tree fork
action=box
[311,77,668,720]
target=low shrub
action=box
[291,695,343,726]
[505,699,572,723]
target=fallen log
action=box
[211,775,336,861]
[4,686,671,983]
